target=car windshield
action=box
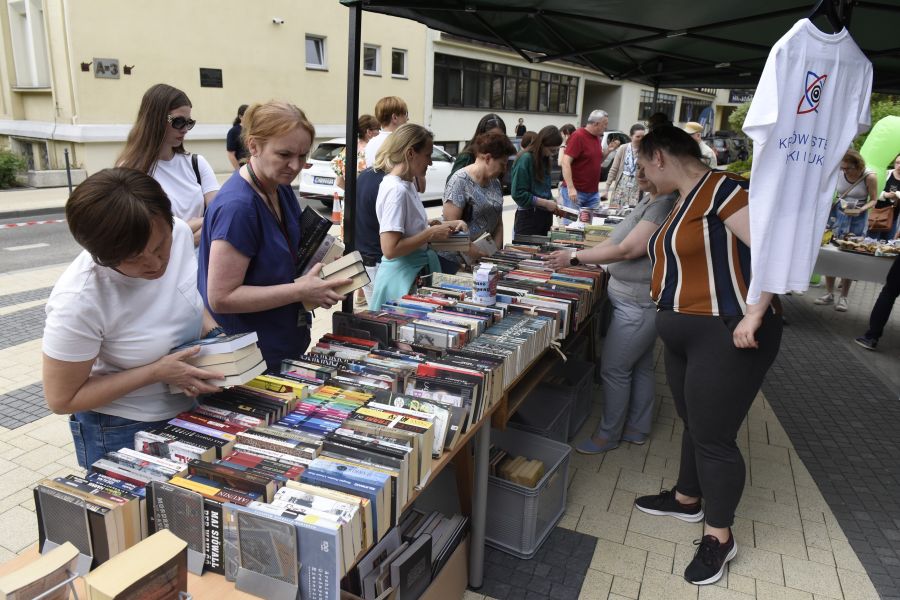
[310,143,345,161]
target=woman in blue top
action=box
[510,125,564,236]
[199,101,349,370]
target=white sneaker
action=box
[814,293,834,305]
[836,296,849,312]
[792,290,805,296]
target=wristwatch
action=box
[569,251,581,267]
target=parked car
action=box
[701,133,751,166]
[297,138,454,208]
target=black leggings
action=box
[656,310,782,528]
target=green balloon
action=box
[860,115,900,193]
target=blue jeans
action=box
[559,186,600,225]
[68,411,171,469]
[833,207,868,238]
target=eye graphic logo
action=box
[797,70,827,114]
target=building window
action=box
[7,0,50,88]
[305,35,326,70]
[432,53,578,115]
[638,90,676,121]
[679,98,713,123]
[391,49,407,78]
[363,44,380,75]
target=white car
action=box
[297,137,454,208]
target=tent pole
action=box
[341,2,363,315]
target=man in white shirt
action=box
[364,96,410,168]
[683,122,718,168]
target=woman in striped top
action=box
[632,127,783,586]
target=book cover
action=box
[389,532,432,600]
[170,332,258,357]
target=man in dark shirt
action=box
[354,167,387,304]
[515,118,527,137]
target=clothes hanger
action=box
[808,0,844,33]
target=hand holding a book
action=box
[295,263,349,309]
[156,345,224,397]
[547,249,577,270]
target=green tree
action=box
[854,94,900,151]
[727,101,751,132]
[0,148,25,189]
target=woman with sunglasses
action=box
[447,113,507,180]
[200,101,350,370]
[119,84,220,247]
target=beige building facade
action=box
[0,0,727,180]
[0,0,427,178]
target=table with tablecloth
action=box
[813,244,894,283]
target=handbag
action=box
[868,204,893,232]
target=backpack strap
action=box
[191,153,201,186]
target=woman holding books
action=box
[118,84,220,247]
[42,169,226,469]
[630,127,782,586]
[510,125,565,236]
[440,131,517,271]
[547,167,675,455]
[200,101,350,370]
[369,123,468,310]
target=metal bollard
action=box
[64,148,73,194]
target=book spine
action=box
[203,498,225,574]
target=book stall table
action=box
[0,262,605,599]
[814,244,894,283]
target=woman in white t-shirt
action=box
[42,169,224,469]
[118,84,220,246]
[369,124,467,310]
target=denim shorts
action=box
[68,411,171,469]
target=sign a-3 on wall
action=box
[93,58,120,79]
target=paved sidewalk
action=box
[0,194,892,598]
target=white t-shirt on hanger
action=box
[743,18,872,303]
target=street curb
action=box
[0,206,67,221]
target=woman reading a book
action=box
[117,84,220,247]
[630,127,782,586]
[200,101,350,370]
[440,131,517,271]
[510,125,565,236]
[547,168,674,456]
[42,169,226,469]
[369,123,468,310]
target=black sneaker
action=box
[684,533,737,585]
[854,336,877,351]
[634,487,704,522]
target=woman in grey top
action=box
[548,166,675,454]
[441,132,517,271]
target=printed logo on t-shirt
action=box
[797,70,827,114]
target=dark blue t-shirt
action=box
[199,172,309,370]
[355,168,387,260]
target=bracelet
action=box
[204,326,225,339]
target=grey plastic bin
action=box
[485,427,572,559]
[509,383,573,443]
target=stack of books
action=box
[349,509,468,600]
[167,332,266,394]
[296,205,337,276]
[429,231,470,253]
[320,250,370,296]
[490,446,546,487]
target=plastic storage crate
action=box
[508,383,572,443]
[541,357,595,439]
[485,427,572,559]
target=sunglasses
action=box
[167,115,196,131]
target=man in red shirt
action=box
[560,110,608,217]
